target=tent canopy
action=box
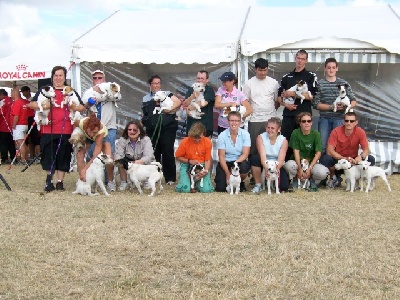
[241,5,400,57]
[73,8,249,64]
[0,35,72,83]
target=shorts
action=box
[86,130,114,160]
[40,134,72,172]
[12,125,28,140]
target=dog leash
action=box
[150,113,163,150]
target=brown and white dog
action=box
[61,86,81,124]
[222,105,247,126]
[298,158,311,189]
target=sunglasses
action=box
[344,120,356,123]
[301,120,312,123]
[92,77,103,80]
[128,129,138,133]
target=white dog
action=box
[358,160,391,193]
[334,158,362,192]
[127,161,163,196]
[61,86,82,124]
[190,164,206,191]
[298,158,311,189]
[34,86,57,130]
[153,91,174,115]
[187,82,206,120]
[263,160,280,195]
[72,153,113,196]
[84,82,121,112]
[332,84,351,113]
[228,162,241,195]
[283,80,311,105]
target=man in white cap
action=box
[81,69,117,191]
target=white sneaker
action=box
[327,178,338,189]
[107,181,116,192]
[252,184,262,194]
[166,181,175,186]
[119,181,128,191]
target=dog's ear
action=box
[344,83,349,89]
[275,161,279,166]
[337,84,341,89]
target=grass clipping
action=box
[0,164,399,299]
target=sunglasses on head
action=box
[344,119,356,123]
[301,119,312,123]
[92,77,103,80]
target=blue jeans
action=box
[86,129,116,160]
[318,117,343,154]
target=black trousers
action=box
[0,131,16,161]
[281,116,299,161]
[149,125,178,183]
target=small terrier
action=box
[262,160,280,195]
[332,84,351,113]
[358,159,391,193]
[222,105,247,126]
[283,80,311,105]
[189,163,206,192]
[34,86,56,130]
[153,91,174,114]
[61,86,81,124]
[228,162,241,195]
[127,161,164,197]
[298,158,310,189]
[187,82,206,119]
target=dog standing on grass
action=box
[334,158,362,192]
[298,158,311,189]
[127,161,164,196]
[358,159,391,193]
[228,161,241,195]
[72,153,113,196]
[261,160,280,195]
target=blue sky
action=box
[0,0,399,59]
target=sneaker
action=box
[119,181,128,191]
[56,181,65,191]
[309,179,318,190]
[44,182,55,192]
[107,181,116,192]
[240,182,247,192]
[166,181,175,186]
[252,184,262,194]
[327,178,338,189]
[17,160,28,166]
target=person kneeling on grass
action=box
[175,122,214,193]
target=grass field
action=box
[0,163,399,299]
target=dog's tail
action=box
[150,161,163,172]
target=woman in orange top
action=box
[175,122,214,193]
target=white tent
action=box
[71,5,400,171]
[0,35,73,90]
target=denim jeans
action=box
[318,117,343,153]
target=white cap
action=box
[91,69,105,75]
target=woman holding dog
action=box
[215,111,251,192]
[250,117,290,194]
[114,120,155,191]
[175,122,214,193]
[214,71,252,134]
[75,113,115,190]
[29,65,85,192]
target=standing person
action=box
[10,85,30,164]
[183,70,215,138]
[276,49,318,161]
[141,75,181,185]
[214,71,252,134]
[250,117,290,194]
[284,112,328,192]
[320,111,375,188]
[215,111,251,192]
[243,58,280,157]
[75,113,114,187]
[0,89,16,164]
[175,122,214,193]
[29,66,85,192]
[114,120,155,191]
[314,58,357,153]
[81,69,119,190]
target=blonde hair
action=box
[188,122,206,138]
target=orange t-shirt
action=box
[175,137,212,162]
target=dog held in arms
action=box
[72,153,113,196]
[84,82,122,113]
[187,82,206,119]
[332,84,351,113]
[153,91,174,115]
[61,86,82,124]
[283,80,311,105]
[222,105,247,126]
[127,161,164,196]
[34,85,57,130]
[228,161,241,195]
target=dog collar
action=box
[40,91,53,100]
[340,96,347,99]
[231,174,240,177]
[97,156,106,165]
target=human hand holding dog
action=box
[285,104,297,111]
[336,103,346,111]
[79,167,87,182]
[195,169,208,180]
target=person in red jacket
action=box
[0,88,16,164]
[11,85,31,164]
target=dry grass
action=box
[0,164,399,299]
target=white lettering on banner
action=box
[0,71,46,80]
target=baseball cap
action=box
[91,70,105,76]
[219,71,235,82]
